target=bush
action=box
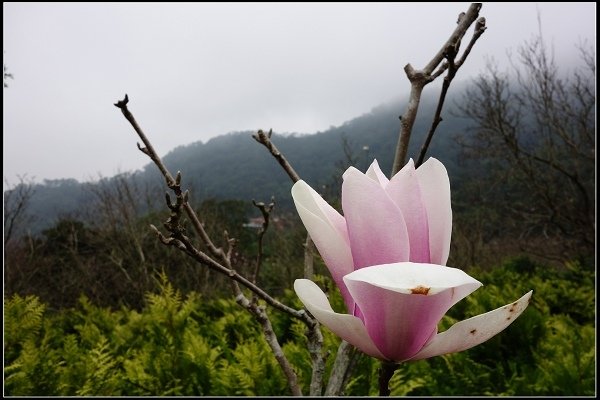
[4,258,595,396]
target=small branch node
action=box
[113,94,129,109]
[165,192,175,210]
[136,142,150,155]
[476,16,487,33]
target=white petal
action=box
[344,262,482,298]
[365,159,389,187]
[292,181,355,312]
[294,279,386,360]
[343,263,481,361]
[291,180,348,239]
[409,290,533,361]
[416,158,452,265]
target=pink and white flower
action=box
[291,158,532,362]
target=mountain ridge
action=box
[6,89,471,234]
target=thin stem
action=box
[252,129,301,183]
[115,95,224,259]
[235,294,302,396]
[155,220,315,325]
[422,3,482,75]
[378,361,399,396]
[251,198,274,285]
[115,95,175,185]
[416,16,487,167]
[303,234,315,280]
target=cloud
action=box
[3,2,595,185]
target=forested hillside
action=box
[6,90,466,234]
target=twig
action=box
[252,129,301,183]
[416,15,487,167]
[251,198,275,285]
[235,294,302,396]
[115,96,226,261]
[115,95,175,186]
[303,234,315,280]
[391,3,483,176]
[148,181,313,324]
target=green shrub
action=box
[4,257,595,396]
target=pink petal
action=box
[292,181,355,312]
[386,159,431,263]
[409,290,533,361]
[365,159,389,188]
[344,262,482,361]
[294,279,386,360]
[342,168,410,269]
[415,158,452,265]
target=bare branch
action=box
[303,234,315,280]
[422,3,483,75]
[416,15,487,167]
[391,3,484,176]
[114,95,226,260]
[324,340,357,396]
[454,33,595,260]
[235,295,303,396]
[252,129,301,183]
[115,95,175,186]
[251,198,275,285]
[307,322,326,396]
[115,94,316,325]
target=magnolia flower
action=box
[292,158,452,314]
[291,159,532,362]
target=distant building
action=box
[242,217,264,229]
[243,216,287,230]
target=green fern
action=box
[388,364,426,396]
[4,294,46,357]
[531,315,595,395]
[76,336,121,396]
[4,258,594,396]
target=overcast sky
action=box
[3,2,595,187]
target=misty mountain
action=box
[7,88,472,234]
